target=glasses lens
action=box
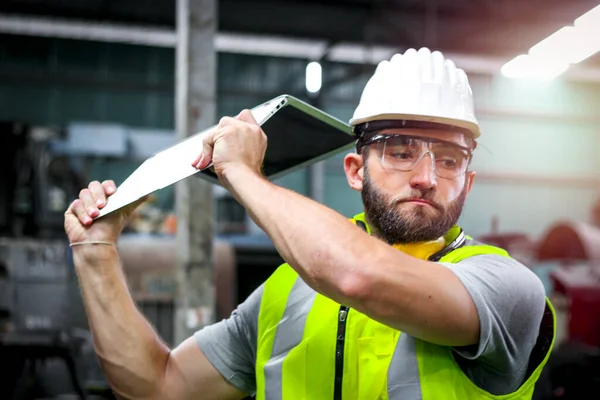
[380,136,424,171]
[378,136,469,179]
[430,141,469,178]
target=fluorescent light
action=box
[306,61,322,93]
[530,25,599,64]
[574,4,600,29]
[502,4,600,80]
[501,54,569,80]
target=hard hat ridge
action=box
[350,47,480,138]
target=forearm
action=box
[72,245,169,399]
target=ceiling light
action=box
[306,61,322,94]
[501,54,569,81]
[529,25,599,64]
[501,4,600,80]
[574,4,600,29]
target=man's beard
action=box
[361,166,468,244]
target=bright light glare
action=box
[502,4,600,80]
[575,4,600,29]
[305,61,322,93]
[530,25,600,65]
[501,55,569,81]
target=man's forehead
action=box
[379,128,470,147]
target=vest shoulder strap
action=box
[440,240,510,263]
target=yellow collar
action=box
[392,239,446,261]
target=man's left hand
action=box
[191,109,267,185]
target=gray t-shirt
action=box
[195,254,547,396]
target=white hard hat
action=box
[350,47,480,138]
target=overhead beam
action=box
[0,13,177,47]
[0,13,599,83]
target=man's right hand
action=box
[64,180,145,246]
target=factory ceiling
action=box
[1,0,599,67]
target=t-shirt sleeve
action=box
[441,254,547,394]
[194,284,263,396]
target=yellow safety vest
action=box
[255,213,556,399]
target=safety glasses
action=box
[360,134,472,179]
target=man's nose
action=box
[408,152,437,190]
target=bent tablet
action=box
[97,95,354,218]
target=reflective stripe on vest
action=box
[255,222,556,399]
[388,334,421,399]
[264,277,317,400]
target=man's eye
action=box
[437,158,458,168]
[391,152,412,160]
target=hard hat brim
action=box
[350,113,480,139]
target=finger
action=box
[79,188,99,218]
[236,109,259,125]
[88,181,105,208]
[102,180,117,197]
[191,145,203,167]
[192,131,216,170]
[70,199,93,226]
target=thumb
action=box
[236,109,259,125]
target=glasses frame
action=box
[359,133,473,179]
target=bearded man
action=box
[65,48,555,400]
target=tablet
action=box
[97,94,355,218]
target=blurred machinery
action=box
[0,122,85,238]
[0,239,89,400]
[0,122,92,399]
[0,120,282,399]
[538,222,600,262]
[537,222,600,349]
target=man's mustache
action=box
[392,190,442,211]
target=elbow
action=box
[306,244,375,306]
[337,269,372,305]
[154,351,175,399]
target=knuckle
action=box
[88,180,100,189]
[70,200,83,214]
[79,188,88,198]
[64,201,76,216]
[219,116,231,126]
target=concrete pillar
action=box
[174,0,217,344]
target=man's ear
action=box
[465,170,476,194]
[344,152,364,192]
